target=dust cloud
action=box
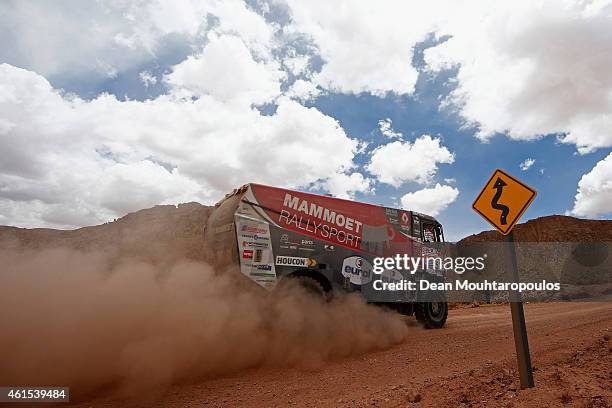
[0,248,408,397]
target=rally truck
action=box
[203,183,448,328]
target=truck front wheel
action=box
[415,301,448,329]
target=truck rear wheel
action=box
[287,275,330,301]
[415,301,448,329]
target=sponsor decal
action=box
[275,256,317,267]
[421,245,439,257]
[301,239,315,246]
[342,256,373,285]
[276,256,308,266]
[401,212,410,225]
[243,241,269,249]
[385,208,398,217]
[250,271,276,277]
[324,244,335,251]
[236,216,276,290]
[241,224,268,235]
[279,234,299,246]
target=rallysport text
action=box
[278,193,363,248]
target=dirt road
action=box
[74,302,611,407]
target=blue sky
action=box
[306,81,611,240]
[0,1,610,240]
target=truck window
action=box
[423,223,444,243]
[423,224,444,242]
[423,224,436,242]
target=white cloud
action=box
[570,152,612,217]
[320,172,374,200]
[425,0,612,154]
[285,0,438,96]
[286,79,321,102]
[283,55,311,77]
[378,118,402,139]
[165,34,284,105]
[400,183,459,217]
[366,135,454,187]
[519,158,535,171]
[5,0,611,157]
[0,63,359,228]
[96,161,201,216]
[0,0,276,80]
[0,1,201,78]
[139,71,157,88]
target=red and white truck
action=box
[204,183,448,328]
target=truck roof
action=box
[217,183,441,225]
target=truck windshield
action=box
[423,223,444,243]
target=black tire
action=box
[415,300,448,329]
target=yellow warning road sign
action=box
[472,169,537,235]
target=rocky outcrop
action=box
[459,215,612,244]
[0,203,214,266]
[454,216,612,302]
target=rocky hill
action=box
[455,215,612,301]
[0,202,213,266]
[459,215,612,243]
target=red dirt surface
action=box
[2,207,611,407]
[71,302,612,408]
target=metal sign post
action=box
[507,231,535,389]
[472,168,537,389]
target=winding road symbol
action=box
[472,169,537,235]
[491,177,510,225]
